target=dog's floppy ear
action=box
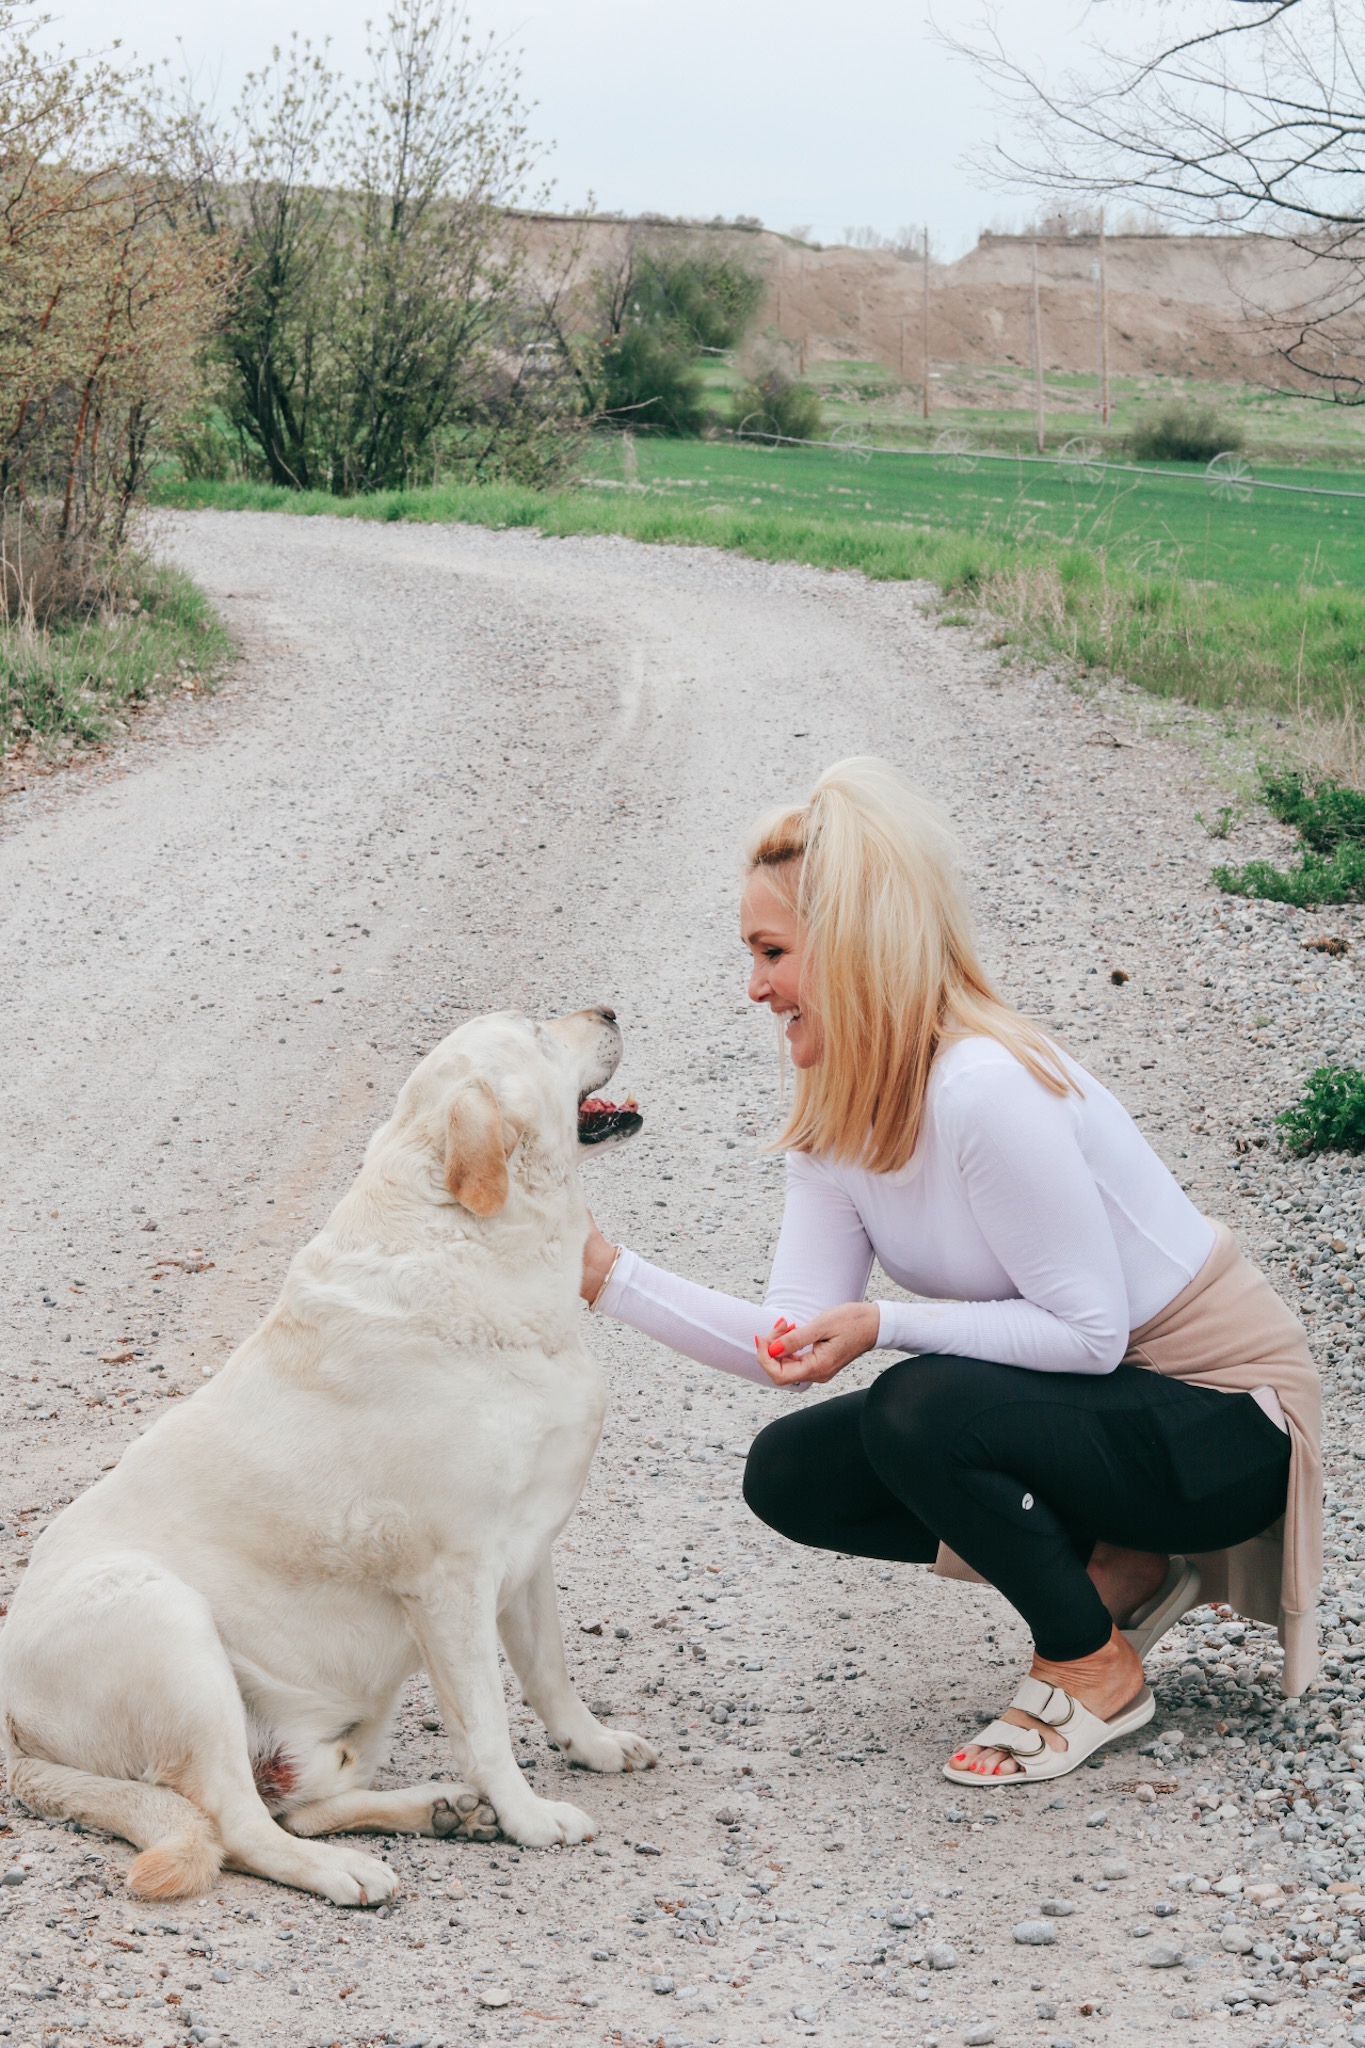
[444,1077,511,1216]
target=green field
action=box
[585,436,1365,594]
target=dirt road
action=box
[3,510,1364,2048]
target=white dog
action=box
[0,1006,656,1906]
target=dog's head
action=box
[395,1006,642,1219]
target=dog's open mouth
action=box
[577,1093,643,1145]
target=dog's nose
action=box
[593,1004,617,1024]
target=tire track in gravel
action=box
[3,508,1365,2048]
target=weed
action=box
[1277,1064,1365,1154]
[1214,769,1365,900]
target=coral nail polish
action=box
[767,1339,786,1359]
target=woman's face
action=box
[741,868,821,1067]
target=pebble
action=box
[1013,1920,1058,1946]
[1101,1860,1130,1880]
[1221,1925,1255,1953]
[477,1988,512,2009]
[927,1943,960,1970]
[1147,1946,1183,1969]
[964,2028,996,2046]
[1035,1999,1057,2020]
[1,1869,26,1885]
[651,1977,676,1995]
[1084,1810,1109,1829]
[1040,1898,1076,1916]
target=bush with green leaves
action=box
[1277,1064,1365,1154]
[1130,401,1243,465]
[1214,770,1365,904]
[731,368,823,443]
[593,244,762,435]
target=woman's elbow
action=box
[1072,1328,1126,1375]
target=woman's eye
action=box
[765,947,784,961]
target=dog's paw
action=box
[431,1791,499,1843]
[311,1845,399,1908]
[562,1724,659,1775]
[498,1797,598,1848]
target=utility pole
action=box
[899,315,907,381]
[1031,238,1046,454]
[1097,207,1110,427]
[921,224,931,419]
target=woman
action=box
[581,758,1321,1783]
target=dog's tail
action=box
[8,1756,223,1899]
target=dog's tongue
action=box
[578,1094,643,1145]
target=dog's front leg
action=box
[499,1555,658,1775]
[404,1575,598,1850]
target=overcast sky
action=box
[44,0,1113,256]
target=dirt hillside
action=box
[522,212,1328,385]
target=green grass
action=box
[155,443,1365,728]
[1,562,233,760]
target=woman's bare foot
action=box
[1087,1543,1169,1626]
[949,1626,1147,1778]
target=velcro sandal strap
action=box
[1010,1678,1076,1728]
[972,1718,1047,1759]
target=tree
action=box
[0,5,229,615]
[183,1,561,492]
[959,0,1365,398]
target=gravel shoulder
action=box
[4,510,1365,2048]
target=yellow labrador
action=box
[0,1007,654,1904]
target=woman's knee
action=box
[742,1413,816,1537]
[861,1354,961,1476]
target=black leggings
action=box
[742,1353,1291,1662]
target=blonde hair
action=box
[747,755,1075,1172]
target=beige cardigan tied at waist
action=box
[933,1222,1322,1697]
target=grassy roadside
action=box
[1,562,233,766]
[156,472,1365,746]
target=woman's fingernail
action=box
[767,1339,785,1359]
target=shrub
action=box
[731,368,823,443]
[1277,1064,1365,1154]
[1130,401,1243,465]
[1261,770,1365,853]
[593,243,762,435]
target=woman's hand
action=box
[758,1303,880,1386]
[581,1210,620,1306]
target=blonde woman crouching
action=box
[581,757,1321,1782]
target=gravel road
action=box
[6,509,1365,2048]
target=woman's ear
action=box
[444,1077,510,1215]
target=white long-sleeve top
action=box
[598,1034,1219,1386]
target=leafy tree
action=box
[593,241,763,434]
[732,366,823,442]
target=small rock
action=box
[1135,1782,1157,1802]
[634,1841,662,1857]
[1035,1999,1056,2020]
[927,1942,959,1970]
[1084,1809,1109,1828]
[1147,1945,1183,1969]
[445,1878,464,1900]
[613,1625,630,1639]
[1212,1874,1244,1896]
[1013,1919,1057,1947]
[888,1908,919,1929]
[1040,1898,1076,1917]
[477,1988,512,2009]
[1244,1883,1284,1905]
[1,1869,26,1885]
[964,2028,996,2046]
[651,1976,676,1995]
[1101,1860,1130,1880]
[1221,1925,1254,1954]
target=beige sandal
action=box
[944,1674,1154,1785]
[1120,1556,1201,1659]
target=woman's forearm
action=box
[595,1247,777,1383]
